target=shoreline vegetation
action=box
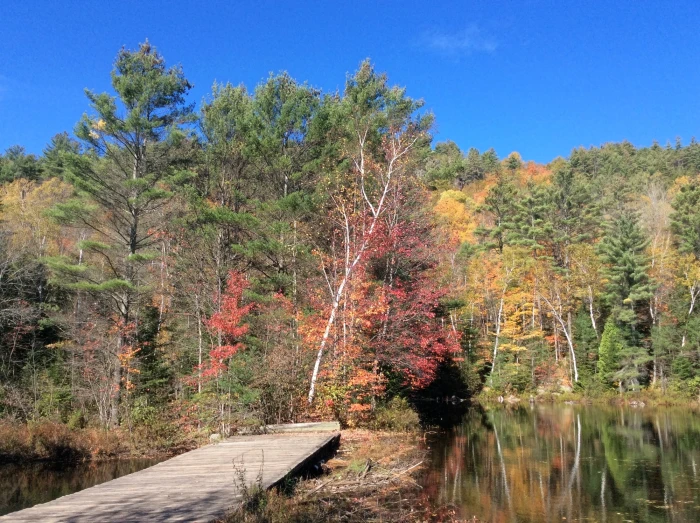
[222,429,454,523]
[1,387,697,465]
[1,40,700,521]
[1,398,696,520]
[0,420,199,464]
[478,387,700,408]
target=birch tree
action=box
[307,61,432,404]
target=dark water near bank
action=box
[421,405,700,522]
[0,458,163,516]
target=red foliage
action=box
[313,196,461,414]
[197,271,253,379]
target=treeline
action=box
[0,42,458,435]
[431,138,700,396]
[2,43,700,438]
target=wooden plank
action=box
[2,432,340,522]
[265,421,341,433]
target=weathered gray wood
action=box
[265,421,341,433]
[2,432,339,522]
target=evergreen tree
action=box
[573,309,598,383]
[613,339,653,391]
[597,212,654,389]
[597,212,654,335]
[42,133,81,180]
[506,182,551,255]
[424,141,466,188]
[464,147,486,182]
[548,166,600,268]
[670,181,700,258]
[597,320,623,386]
[0,145,42,182]
[49,41,195,426]
[476,174,518,252]
[481,148,500,173]
[505,152,523,172]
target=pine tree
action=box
[49,41,194,426]
[573,309,599,383]
[42,133,81,179]
[506,182,551,255]
[476,174,518,252]
[597,212,655,388]
[481,148,500,174]
[597,212,654,333]
[464,147,486,182]
[0,146,42,182]
[670,181,700,259]
[548,166,600,268]
[597,320,623,385]
[424,141,466,188]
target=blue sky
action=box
[1,0,699,163]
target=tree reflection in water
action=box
[421,405,700,522]
[0,458,162,516]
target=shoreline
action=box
[475,389,700,408]
[0,420,198,465]
[223,429,450,523]
[3,391,698,464]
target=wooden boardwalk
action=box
[2,431,340,522]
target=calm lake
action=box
[3,407,699,521]
[422,404,700,522]
[0,458,163,517]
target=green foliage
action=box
[372,397,420,432]
[0,145,42,182]
[476,173,519,252]
[506,183,552,253]
[672,356,696,381]
[597,211,654,341]
[424,141,466,188]
[573,310,599,384]
[488,347,534,394]
[597,317,651,391]
[614,342,653,391]
[6,41,700,449]
[671,181,700,258]
[597,321,623,386]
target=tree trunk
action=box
[110,337,122,428]
[541,295,579,383]
[490,293,506,381]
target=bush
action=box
[0,421,123,462]
[371,397,420,432]
[29,421,89,461]
[67,409,87,430]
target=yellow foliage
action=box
[0,178,74,256]
[433,189,476,242]
[669,175,696,198]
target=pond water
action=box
[0,458,163,517]
[421,404,700,522]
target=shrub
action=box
[29,421,89,461]
[371,397,420,432]
[0,421,124,462]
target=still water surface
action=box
[0,458,162,516]
[422,405,700,522]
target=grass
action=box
[0,421,124,463]
[224,429,457,522]
[0,418,201,463]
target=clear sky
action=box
[1,0,699,163]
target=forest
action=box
[1,42,700,439]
